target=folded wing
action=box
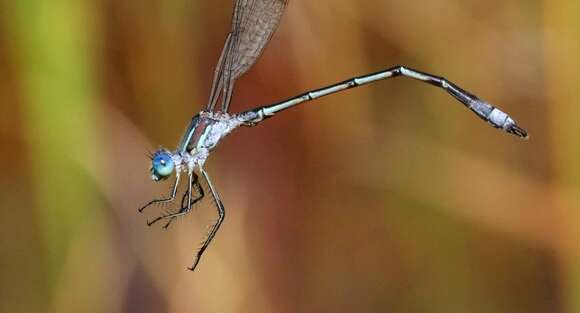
[207,0,288,112]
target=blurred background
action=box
[1,0,578,312]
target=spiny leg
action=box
[239,65,528,138]
[146,173,191,226]
[138,174,181,213]
[146,173,199,227]
[157,189,192,229]
[188,167,225,272]
[162,173,206,229]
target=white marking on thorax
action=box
[195,112,244,151]
[178,111,245,171]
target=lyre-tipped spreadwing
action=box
[139,0,528,272]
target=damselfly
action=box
[139,0,528,271]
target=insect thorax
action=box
[176,111,245,170]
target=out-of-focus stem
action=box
[544,1,580,312]
[9,0,104,301]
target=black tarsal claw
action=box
[147,219,159,226]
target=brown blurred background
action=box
[1,0,578,312]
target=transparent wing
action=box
[230,0,288,79]
[206,0,288,112]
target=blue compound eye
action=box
[150,150,175,181]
